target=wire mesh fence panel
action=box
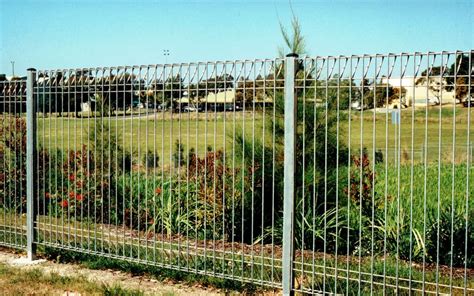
[32,60,285,287]
[0,50,472,294]
[0,79,28,249]
[293,51,473,295]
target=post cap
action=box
[27,68,36,72]
[286,53,299,58]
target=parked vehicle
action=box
[463,96,474,107]
[183,105,200,112]
[132,100,144,108]
[224,104,242,112]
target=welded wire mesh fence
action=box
[0,79,27,249]
[0,51,472,295]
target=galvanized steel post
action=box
[282,53,297,295]
[26,68,37,260]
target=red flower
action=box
[155,187,162,195]
[45,192,51,199]
[68,191,75,198]
[75,193,84,201]
[61,200,69,208]
[68,174,75,182]
[76,180,84,188]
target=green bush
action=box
[142,150,159,169]
[426,205,473,267]
[0,117,61,215]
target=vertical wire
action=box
[129,67,134,258]
[13,78,17,246]
[449,53,458,295]
[22,78,26,247]
[17,78,20,245]
[408,54,416,295]
[185,64,191,271]
[323,57,330,295]
[260,61,266,285]
[89,69,95,252]
[114,68,119,256]
[346,57,353,295]
[334,57,342,294]
[145,66,150,262]
[358,57,365,295]
[194,63,199,273]
[38,72,46,246]
[271,59,277,284]
[106,69,112,254]
[160,65,166,266]
[73,70,80,249]
[383,56,391,294]
[16,79,20,246]
[231,61,237,280]
[422,53,430,294]
[12,78,17,246]
[15,80,19,246]
[168,65,174,266]
[64,69,69,246]
[84,70,91,251]
[5,80,10,245]
[396,54,405,293]
[311,58,317,290]
[24,79,29,246]
[222,63,228,278]
[1,81,4,244]
[137,66,142,260]
[301,57,306,293]
[241,62,246,281]
[152,65,158,263]
[370,56,378,296]
[100,68,105,253]
[203,62,208,274]
[435,52,444,295]
[177,64,182,268]
[121,67,127,258]
[251,61,256,281]
[14,78,17,245]
[1,81,6,245]
[463,50,472,296]
[212,63,217,275]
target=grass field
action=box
[33,106,474,165]
[0,262,146,296]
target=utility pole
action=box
[10,61,15,76]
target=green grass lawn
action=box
[0,262,146,296]
[345,107,474,163]
[37,112,267,166]
[35,107,473,165]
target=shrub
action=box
[187,149,239,240]
[172,140,185,168]
[0,117,59,214]
[142,150,159,169]
[116,173,210,239]
[426,206,473,268]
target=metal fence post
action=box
[282,53,297,295]
[26,68,37,260]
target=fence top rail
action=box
[30,50,473,73]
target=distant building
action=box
[382,76,457,107]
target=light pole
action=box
[10,61,15,77]
[163,49,170,64]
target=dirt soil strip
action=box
[0,249,228,296]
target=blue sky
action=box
[1,0,472,76]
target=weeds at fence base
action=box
[1,217,472,294]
